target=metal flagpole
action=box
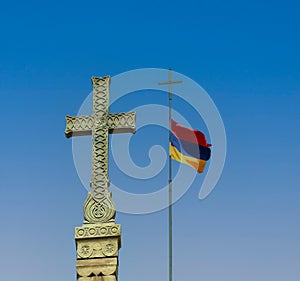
[168,70,173,281]
[158,69,182,281]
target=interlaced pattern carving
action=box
[65,76,136,224]
[65,112,135,137]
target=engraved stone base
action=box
[78,277,116,281]
[77,258,118,280]
[75,222,121,281]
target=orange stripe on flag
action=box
[169,144,206,173]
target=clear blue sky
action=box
[0,1,300,281]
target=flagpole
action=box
[158,69,182,281]
[168,69,173,281]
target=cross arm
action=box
[108,112,136,134]
[158,80,182,85]
[65,115,94,138]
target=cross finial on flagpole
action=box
[158,69,182,100]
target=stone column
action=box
[75,222,121,281]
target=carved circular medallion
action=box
[100,227,108,235]
[103,242,116,256]
[79,244,92,258]
[77,229,85,237]
[111,226,118,234]
[88,228,96,235]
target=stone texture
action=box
[75,223,121,281]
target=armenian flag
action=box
[169,119,211,173]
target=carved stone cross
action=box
[65,76,136,223]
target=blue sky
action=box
[0,1,300,280]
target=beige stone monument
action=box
[65,76,136,281]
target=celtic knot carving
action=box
[83,192,115,224]
[108,112,136,133]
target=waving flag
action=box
[170,119,211,173]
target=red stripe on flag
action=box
[171,119,211,147]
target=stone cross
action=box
[65,76,136,223]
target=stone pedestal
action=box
[75,223,121,281]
